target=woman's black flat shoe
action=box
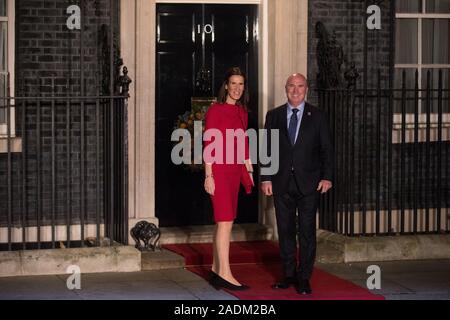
[211,274,250,291]
[209,270,218,282]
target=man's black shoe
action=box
[271,277,297,289]
[296,279,312,295]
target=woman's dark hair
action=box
[217,67,249,110]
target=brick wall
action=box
[308,0,393,96]
[308,1,449,217]
[16,0,117,96]
[0,0,121,228]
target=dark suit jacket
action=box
[260,102,334,196]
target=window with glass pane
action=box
[0,0,6,17]
[395,0,450,116]
[0,73,5,123]
[422,19,450,64]
[0,17,5,124]
[395,19,418,64]
[426,0,450,13]
[397,0,422,13]
[0,22,6,71]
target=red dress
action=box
[204,103,252,222]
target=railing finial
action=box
[118,66,132,97]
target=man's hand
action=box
[261,182,273,196]
[317,180,332,194]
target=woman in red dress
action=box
[203,67,254,291]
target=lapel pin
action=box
[307,112,311,116]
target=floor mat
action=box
[164,241,385,300]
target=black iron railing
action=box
[0,78,129,251]
[318,70,449,236]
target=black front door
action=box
[156,4,259,227]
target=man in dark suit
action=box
[261,73,333,295]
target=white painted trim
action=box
[120,0,137,221]
[392,114,450,143]
[417,18,422,100]
[0,224,105,243]
[0,136,22,153]
[392,126,450,143]
[120,0,158,227]
[395,64,450,68]
[0,0,15,137]
[336,208,449,234]
[393,113,450,126]
[7,0,13,100]
[418,18,422,67]
[396,13,450,18]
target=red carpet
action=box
[164,241,385,300]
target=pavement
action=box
[316,259,450,300]
[0,259,449,300]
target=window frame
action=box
[0,0,15,137]
[394,0,450,125]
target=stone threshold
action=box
[140,223,274,271]
[317,229,450,263]
[159,223,274,244]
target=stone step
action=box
[316,242,344,264]
[141,249,185,271]
[0,246,141,278]
[159,223,273,244]
[317,229,450,262]
[141,224,273,271]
